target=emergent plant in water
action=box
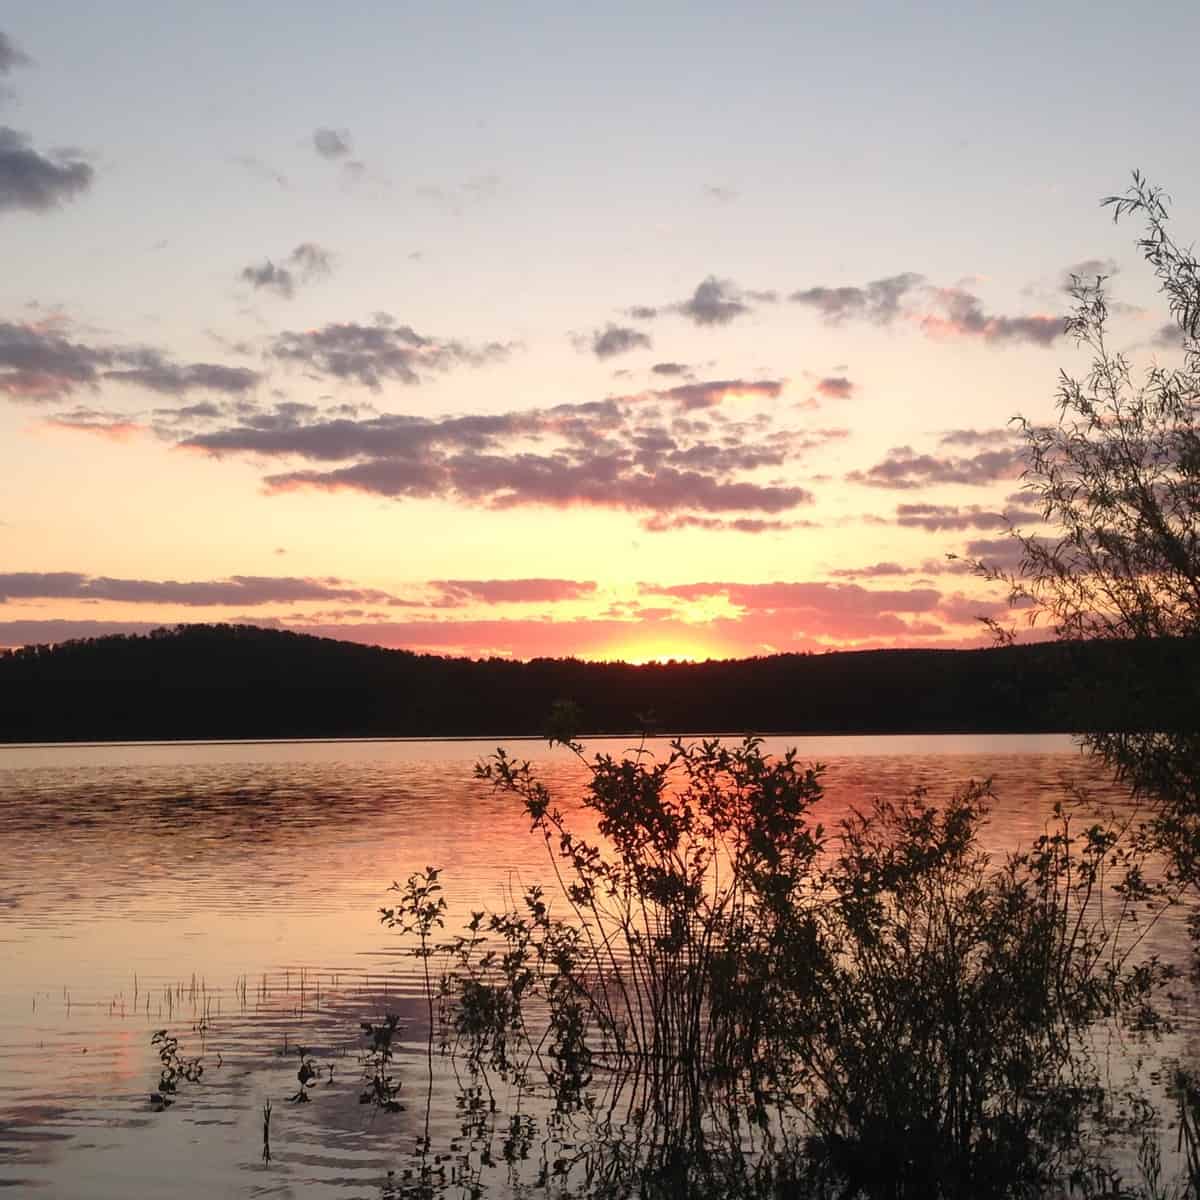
[387,734,1174,1198]
[149,1028,203,1109]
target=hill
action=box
[0,623,1192,743]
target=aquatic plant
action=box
[386,734,1174,1198]
[149,1028,203,1108]
[359,1014,404,1112]
[287,1045,319,1103]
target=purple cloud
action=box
[269,318,514,388]
[847,444,1023,490]
[0,126,93,213]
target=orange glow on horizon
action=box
[594,637,720,666]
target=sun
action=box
[594,638,716,665]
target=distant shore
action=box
[1,623,1190,745]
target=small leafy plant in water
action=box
[359,1014,404,1111]
[287,1045,319,1103]
[150,1028,203,1109]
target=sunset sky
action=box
[2,2,1198,662]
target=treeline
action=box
[0,623,1194,743]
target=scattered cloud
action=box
[847,443,1023,490]
[432,579,597,604]
[790,273,1062,347]
[677,276,751,326]
[0,321,260,401]
[103,352,260,397]
[962,535,1052,574]
[640,514,812,534]
[240,242,334,299]
[813,376,854,400]
[642,579,940,613]
[182,393,833,520]
[827,561,923,579]
[0,126,93,213]
[1152,322,1186,349]
[41,405,142,440]
[790,273,924,324]
[0,571,397,606]
[651,378,785,411]
[704,185,738,203]
[626,277,763,328]
[586,323,652,359]
[268,316,515,388]
[636,579,947,641]
[893,502,1041,532]
[312,127,352,159]
[651,362,690,377]
[919,287,1062,346]
[938,427,1015,447]
[0,31,31,74]
[1060,257,1119,289]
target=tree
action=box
[992,172,1200,879]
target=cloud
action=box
[791,273,1062,347]
[432,579,597,604]
[184,394,829,519]
[920,287,1061,346]
[635,579,949,642]
[0,321,104,399]
[0,321,261,401]
[103,352,259,397]
[313,127,352,159]
[41,406,142,440]
[651,362,689,377]
[1060,257,1119,289]
[653,378,784,411]
[241,261,292,296]
[814,376,854,400]
[938,427,1015,447]
[0,32,31,74]
[240,242,333,299]
[961,535,1052,574]
[627,305,659,320]
[847,444,1023,490]
[1152,322,1187,349]
[0,126,93,213]
[893,502,1041,532]
[588,324,652,359]
[934,590,1025,627]
[790,273,924,324]
[677,276,751,326]
[265,457,812,515]
[0,571,398,606]
[642,579,940,613]
[640,514,811,534]
[0,566,1010,655]
[269,317,514,388]
[827,561,923,579]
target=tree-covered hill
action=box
[0,623,1192,743]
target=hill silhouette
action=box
[0,623,1193,743]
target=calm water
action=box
[1,734,1195,1197]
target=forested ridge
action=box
[0,623,1194,743]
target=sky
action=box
[2,1,1198,662]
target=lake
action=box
[1,733,1195,1197]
